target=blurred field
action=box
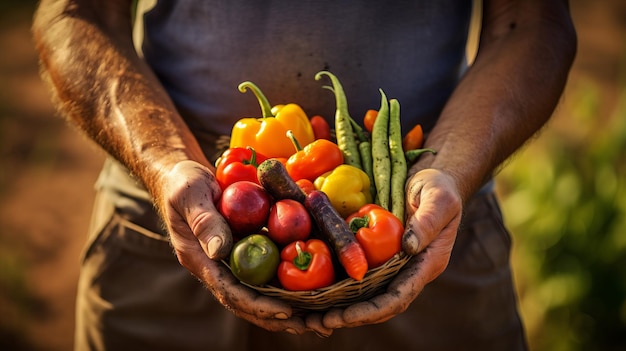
[496,1,626,350]
[0,2,105,350]
[0,1,624,351]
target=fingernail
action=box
[402,229,419,255]
[315,332,331,338]
[274,312,288,320]
[207,236,223,258]
[284,328,297,335]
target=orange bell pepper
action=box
[230,81,315,159]
[285,130,344,182]
[347,204,404,268]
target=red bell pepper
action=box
[285,130,343,182]
[277,239,335,291]
[215,147,268,190]
[347,204,404,268]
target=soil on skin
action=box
[0,1,624,350]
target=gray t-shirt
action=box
[142,0,472,139]
[100,0,473,214]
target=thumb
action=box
[163,160,233,261]
[401,169,462,256]
[184,193,233,260]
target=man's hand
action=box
[305,169,461,333]
[158,160,308,334]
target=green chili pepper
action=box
[315,71,362,169]
[388,98,407,222]
[372,89,391,210]
[348,117,376,203]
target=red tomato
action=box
[363,109,378,133]
[218,181,271,236]
[267,199,312,246]
[310,115,332,140]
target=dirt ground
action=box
[0,1,624,351]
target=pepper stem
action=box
[348,215,370,233]
[286,130,303,152]
[405,148,437,163]
[244,146,260,167]
[238,81,274,118]
[293,242,312,271]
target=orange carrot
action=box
[338,243,368,281]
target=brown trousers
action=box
[74,186,527,351]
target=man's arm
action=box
[33,0,208,210]
[415,0,577,201]
[315,0,576,330]
[33,0,307,334]
[400,0,578,256]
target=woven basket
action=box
[242,252,411,312]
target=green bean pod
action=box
[388,98,407,222]
[359,140,376,203]
[349,118,376,203]
[371,89,391,210]
[315,71,362,169]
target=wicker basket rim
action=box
[241,252,410,297]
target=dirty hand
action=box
[305,168,462,334]
[157,160,307,334]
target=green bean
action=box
[315,71,362,169]
[350,118,376,203]
[388,98,407,222]
[371,89,391,210]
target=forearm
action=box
[32,0,209,204]
[413,0,576,202]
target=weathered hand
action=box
[306,168,462,332]
[158,160,307,334]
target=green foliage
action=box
[497,80,626,351]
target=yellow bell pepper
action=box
[314,164,373,218]
[230,82,315,159]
